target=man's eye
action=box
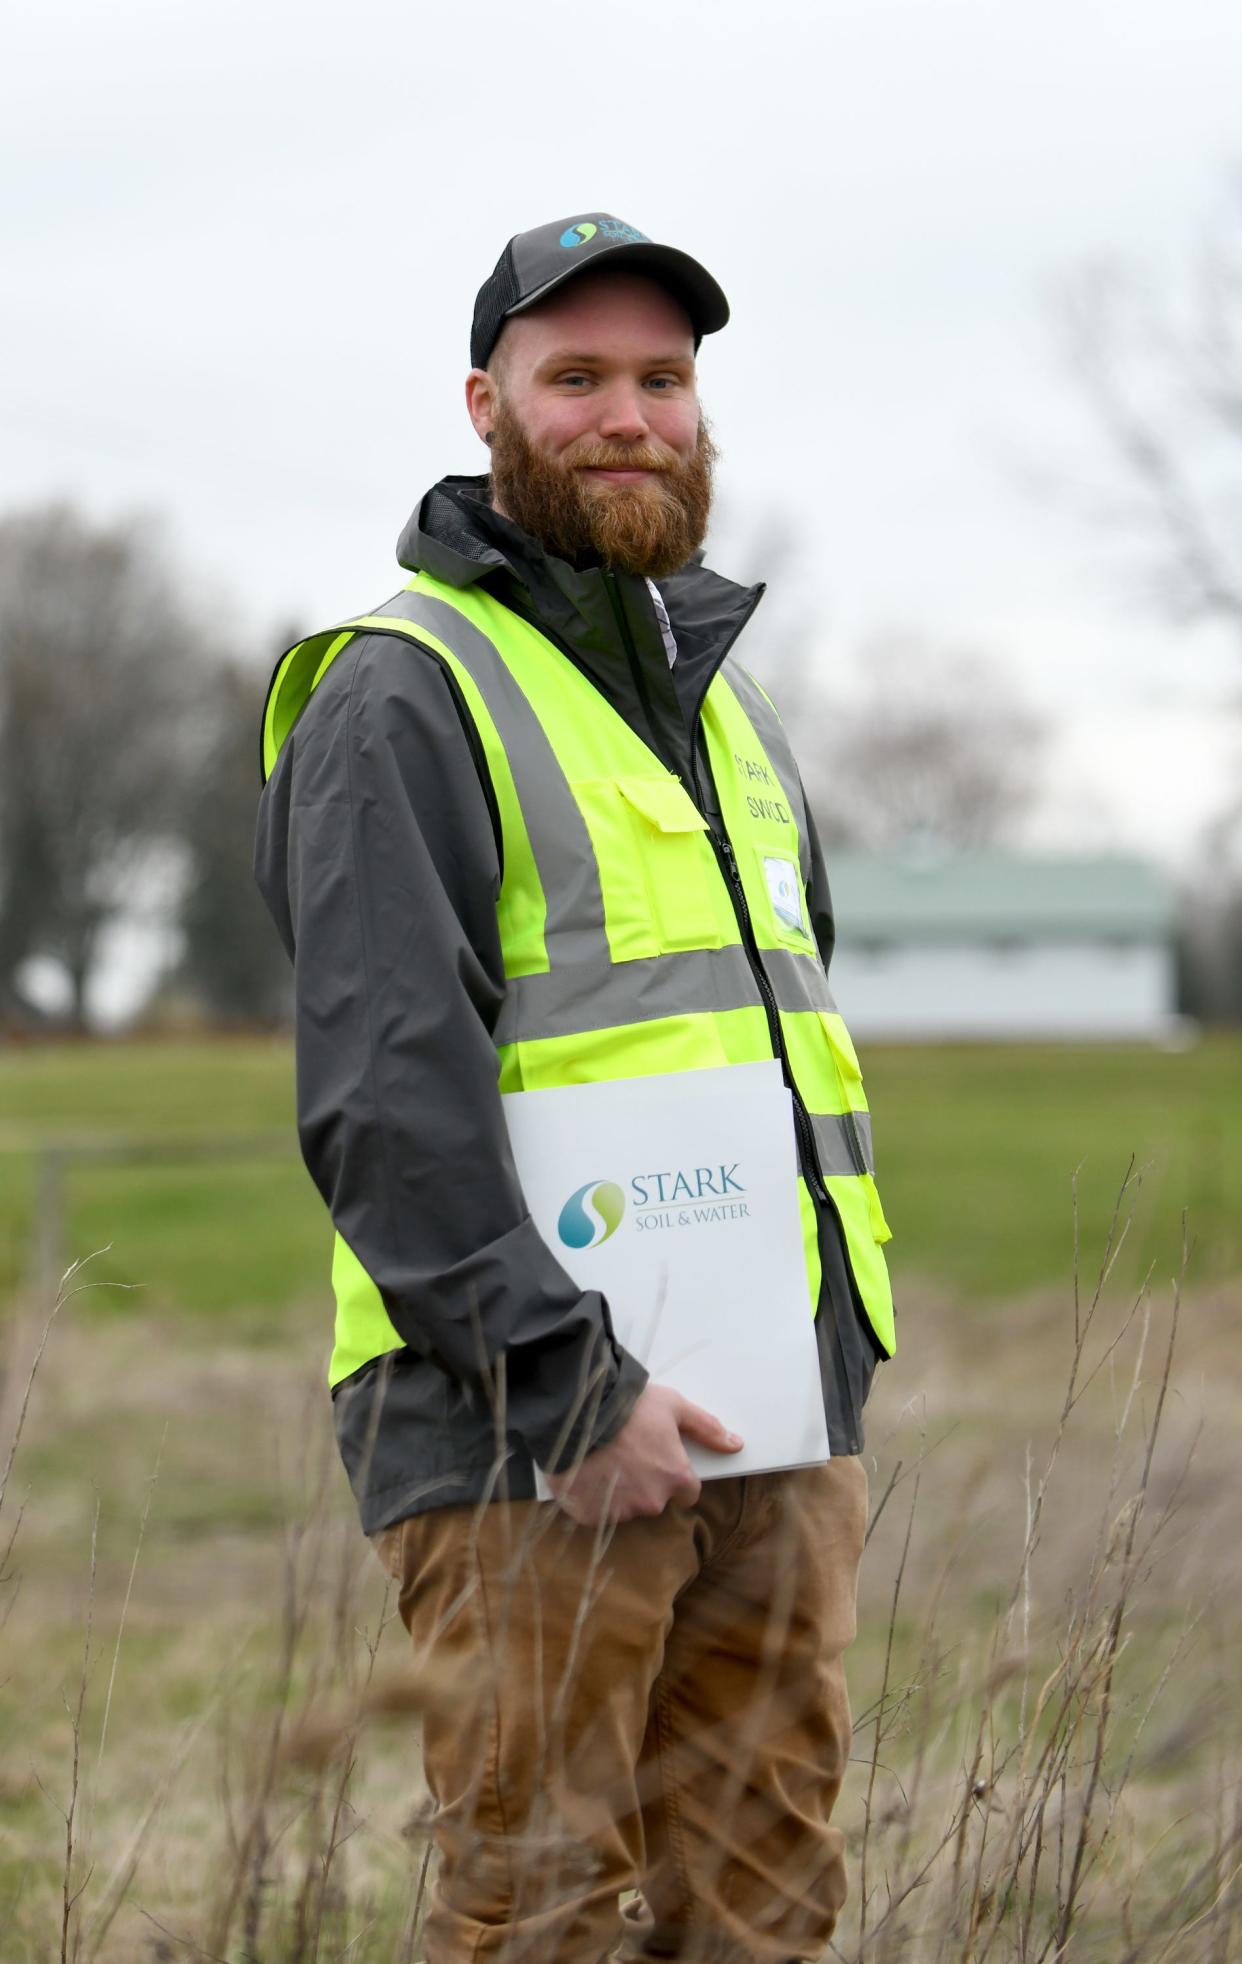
[559,373,591,387]
[645,376,678,390]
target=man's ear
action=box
[465,368,499,448]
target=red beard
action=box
[488,403,716,578]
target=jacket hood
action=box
[395,476,511,589]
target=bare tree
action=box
[705,501,828,733]
[1057,171,1242,1017]
[173,645,295,1026]
[710,504,1044,852]
[0,503,204,1028]
[1058,180,1242,649]
[799,633,1045,851]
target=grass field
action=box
[2,1033,1239,1317]
[1,1035,1240,1959]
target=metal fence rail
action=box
[10,1131,297,1306]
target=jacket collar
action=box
[394,475,764,685]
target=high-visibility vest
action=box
[262,573,895,1388]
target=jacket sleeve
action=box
[253,628,648,1471]
[800,783,838,975]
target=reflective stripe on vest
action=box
[261,574,896,1385]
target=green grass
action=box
[860,1035,1242,1298]
[2,1034,1240,1324]
[0,1034,298,1135]
[68,1157,333,1319]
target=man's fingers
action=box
[674,1398,743,1455]
[669,1468,703,1510]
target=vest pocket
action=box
[820,1010,867,1107]
[753,844,815,950]
[574,776,726,959]
[617,777,728,953]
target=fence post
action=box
[29,1145,67,1308]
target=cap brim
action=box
[505,241,730,341]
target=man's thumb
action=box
[675,1399,743,1454]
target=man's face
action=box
[466,270,715,579]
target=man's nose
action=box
[595,383,651,443]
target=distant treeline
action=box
[1,500,1240,1032]
[0,502,292,1031]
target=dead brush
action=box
[836,1168,1242,1963]
[2,1168,1240,1962]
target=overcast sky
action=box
[5,0,1242,912]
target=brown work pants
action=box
[372,1457,868,1964]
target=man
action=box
[255,211,895,1963]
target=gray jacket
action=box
[253,478,884,1532]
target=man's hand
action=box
[544,1384,743,1526]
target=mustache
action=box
[564,441,674,473]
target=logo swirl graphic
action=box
[559,221,598,249]
[557,1179,625,1249]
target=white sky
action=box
[5,0,1242,913]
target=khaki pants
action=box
[372,1458,868,1964]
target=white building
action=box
[826,851,1179,1042]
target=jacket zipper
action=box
[704,794,879,1378]
[708,829,832,1205]
[602,572,673,770]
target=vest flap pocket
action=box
[862,1171,893,1245]
[576,775,725,957]
[616,776,709,835]
[820,1010,863,1087]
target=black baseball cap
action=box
[470,213,730,371]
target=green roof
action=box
[826,851,1175,942]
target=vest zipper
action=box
[685,688,869,1191]
[506,570,844,1204]
[672,602,852,1213]
[660,611,828,1206]
[709,830,832,1208]
[703,772,881,1425]
[573,575,834,1196]
[710,821,879,1398]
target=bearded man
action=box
[254,212,894,1964]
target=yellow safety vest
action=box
[262,573,895,1386]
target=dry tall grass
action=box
[0,1172,1238,1962]
[839,1175,1240,1961]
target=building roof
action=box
[826,850,1176,943]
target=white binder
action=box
[501,1059,830,1485]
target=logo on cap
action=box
[560,222,598,249]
